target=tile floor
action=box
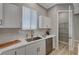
[49,42,78,55]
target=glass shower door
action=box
[59,12,69,44]
[58,10,74,51]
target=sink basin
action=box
[26,37,42,42]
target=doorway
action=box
[57,10,74,52]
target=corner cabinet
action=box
[22,6,38,30]
[39,16,51,29]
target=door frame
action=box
[57,10,74,51]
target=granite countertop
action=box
[0,35,56,54]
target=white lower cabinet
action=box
[2,49,15,55]
[2,46,26,55]
[27,40,46,55]
[15,46,26,55]
[27,43,38,55]
[1,40,46,55]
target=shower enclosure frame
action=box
[57,10,74,51]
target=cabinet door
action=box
[39,16,51,28]
[16,46,26,55]
[27,43,37,55]
[39,16,43,28]
[2,49,15,55]
[0,3,3,20]
[31,9,38,29]
[22,6,31,30]
[27,40,46,55]
[46,17,51,28]
[43,16,51,28]
[2,46,26,55]
[37,40,46,55]
[4,4,21,28]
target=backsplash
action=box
[0,29,20,44]
[18,29,49,38]
[0,29,50,43]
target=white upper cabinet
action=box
[0,4,21,28]
[39,16,51,28]
[22,6,31,30]
[0,3,3,20]
[0,3,3,27]
[22,6,38,30]
[31,9,38,30]
[4,4,21,28]
[74,4,79,14]
[2,46,26,55]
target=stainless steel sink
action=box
[26,37,42,42]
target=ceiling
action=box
[38,3,56,9]
[38,3,79,10]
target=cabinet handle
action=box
[0,20,2,25]
[37,47,40,54]
[15,51,17,55]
